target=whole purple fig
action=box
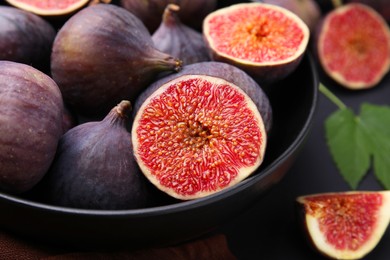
[152,4,210,65]
[0,61,64,194]
[120,0,218,33]
[0,6,56,73]
[45,100,150,210]
[51,4,182,118]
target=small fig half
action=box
[203,2,310,85]
[132,62,271,200]
[152,4,210,66]
[5,0,90,16]
[297,191,390,260]
[316,3,390,89]
[45,101,150,210]
[51,4,182,117]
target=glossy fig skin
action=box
[0,61,64,194]
[0,6,56,73]
[51,4,182,118]
[152,4,211,66]
[45,101,150,210]
[120,0,218,33]
[134,61,273,133]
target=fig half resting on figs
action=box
[5,0,91,16]
[152,4,210,66]
[0,61,64,194]
[0,6,56,73]
[120,0,218,33]
[297,191,390,260]
[132,61,272,200]
[45,100,150,210]
[51,4,182,117]
[203,2,310,85]
[316,3,390,90]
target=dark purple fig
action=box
[152,4,210,66]
[0,61,64,194]
[0,6,56,73]
[120,0,218,33]
[51,4,182,118]
[134,61,272,134]
[45,100,150,210]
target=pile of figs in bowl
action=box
[0,0,318,249]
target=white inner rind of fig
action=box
[5,0,89,15]
[132,75,267,200]
[298,191,390,260]
[203,3,310,66]
[318,4,390,89]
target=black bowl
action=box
[0,53,318,250]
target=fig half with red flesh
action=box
[316,3,390,90]
[132,62,270,200]
[5,0,90,16]
[203,3,310,85]
[297,191,390,259]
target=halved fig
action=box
[132,62,271,200]
[203,2,310,85]
[297,191,390,259]
[316,3,390,89]
[5,0,92,16]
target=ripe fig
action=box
[5,0,90,16]
[51,4,182,117]
[316,3,390,89]
[152,4,210,66]
[132,61,271,200]
[120,0,218,33]
[0,6,56,73]
[254,0,322,33]
[297,191,390,260]
[203,3,310,85]
[0,61,64,194]
[45,100,150,210]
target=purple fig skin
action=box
[0,61,64,194]
[134,61,273,133]
[152,4,211,66]
[0,6,56,73]
[120,0,218,33]
[257,0,322,32]
[45,100,150,210]
[51,4,182,118]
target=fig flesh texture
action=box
[5,0,90,16]
[152,4,210,66]
[297,191,390,260]
[316,3,390,90]
[203,2,310,85]
[346,0,390,22]
[255,0,322,33]
[0,6,56,73]
[132,62,270,200]
[51,4,182,117]
[45,100,150,210]
[120,0,218,33]
[0,61,64,194]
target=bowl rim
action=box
[0,54,319,218]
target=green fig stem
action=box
[331,0,343,8]
[319,83,347,110]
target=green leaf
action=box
[325,108,371,189]
[359,103,390,189]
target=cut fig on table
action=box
[132,62,271,200]
[316,3,390,90]
[203,2,310,85]
[297,191,390,260]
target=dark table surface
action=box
[220,58,390,259]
